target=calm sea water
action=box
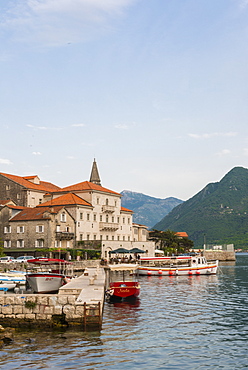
[1,254,248,370]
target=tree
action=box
[149,229,194,255]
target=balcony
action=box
[56,232,75,240]
[102,205,115,213]
[99,222,119,231]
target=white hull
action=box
[0,283,16,291]
[138,263,218,276]
[27,272,65,293]
[0,274,26,285]
[138,256,218,276]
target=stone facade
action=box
[0,293,102,328]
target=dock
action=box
[0,267,106,329]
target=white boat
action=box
[26,258,72,293]
[26,272,66,293]
[138,255,218,276]
[0,272,26,285]
[0,282,16,291]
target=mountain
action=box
[153,166,248,249]
[120,190,183,229]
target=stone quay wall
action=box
[203,250,236,261]
[0,293,102,328]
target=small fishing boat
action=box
[106,264,140,302]
[26,272,66,294]
[138,255,218,276]
[26,258,72,293]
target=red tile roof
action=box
[121,206,133,213]
[37,193,92,208]
[10,206,64,221]
[176,232,188,238]
[60,181,120,195]
[0,172,61,192]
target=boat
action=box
[26,272,67,294]
[0,272,26,285]
[26,258,72,293]
[0,282,16,291]
[138,255,218,276]
[105,264,140,302]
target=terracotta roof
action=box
[37,193,92,208]
[121,206,133,213]
[176,232,188,238]
[0,200,14,206]
[60,181,120,195]
[10,206,64,221]
[0,172,61,192]
[6,205,27,210]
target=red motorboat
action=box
[106,264,140,301]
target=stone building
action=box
[0,160,155,258]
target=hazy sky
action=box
[1,0,248,201]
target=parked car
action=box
[12,256,35,263]
[0,256,13,263]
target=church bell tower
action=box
[89,159,101,186]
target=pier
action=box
[0,267,106,329]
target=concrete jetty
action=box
[0,267,106,329]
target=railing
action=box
[102,205,115,213]
[99,222,119,231]
[55,232,75,240]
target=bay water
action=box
[1,254,248,369]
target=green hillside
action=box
[153,167,248,249]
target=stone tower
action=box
[89,159,101,186]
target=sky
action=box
[1,0,248,201]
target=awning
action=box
[108,263,139,271]
[154,249,165,254]
[109,248,130,254]
[129,248,146,254]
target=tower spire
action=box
[89,158,101,186]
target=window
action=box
[56,225,60,232]
[117,236,120,241]
[4,226,11,233]
[80,213,83,220]
[97,198,99,204]
[106,198,109,206]
[100,215,102,221]
[17,239,24,248]
[87,214,90,221]
[128,236,130,241]
[100,235,102,240]
[61,212,66,222]
[112,236,114,241]
[6,185,10,190]
[94,234,96,240]
[123,236,125,241]
[4,240,11,248]
[112,216,114,222]
[80,234,83,241]
[106,235,109,241]
[106,215,109,222]
[128,218,130,224]
[117,217,120,223]
[93,214,97,221]
[36,225,44,233]
[87,234,90,241]
[39,199,42,204]
[35,239,44,248]
[123,218,125,224]
[17,226,24,233]
[17,193,21,200]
